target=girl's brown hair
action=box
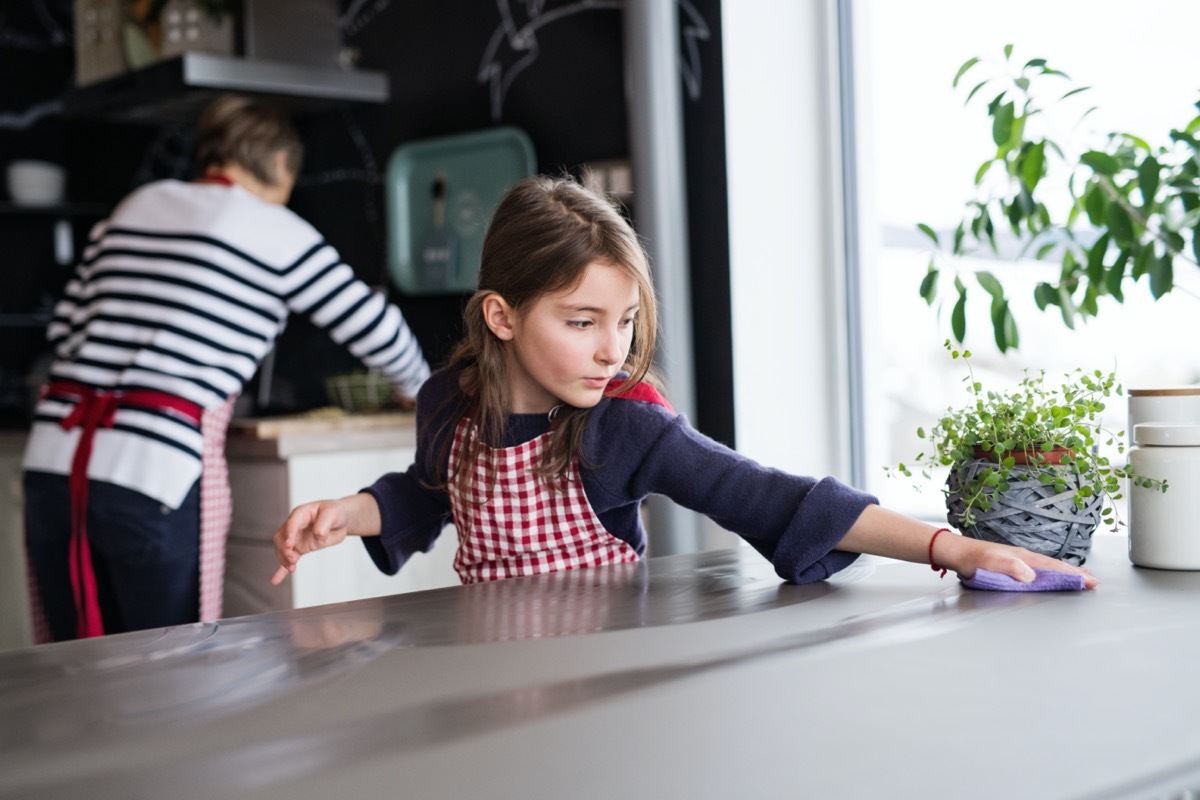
[438,174,661,493]
[193,94,304,186]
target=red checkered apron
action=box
[446,417,640,583]
[199,395,237,623]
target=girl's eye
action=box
[568,320,592,329]
[619,316,636,328]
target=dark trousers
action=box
[23,471,201,641]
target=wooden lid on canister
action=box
[1128,387,1200,397]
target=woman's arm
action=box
[835,504,1098,587]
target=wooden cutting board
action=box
[228,410,415,440]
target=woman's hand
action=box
[270,493,381,585]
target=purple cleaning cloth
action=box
[960,568,1086,592]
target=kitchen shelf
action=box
[62,52,389,124]
[0,202,109,218]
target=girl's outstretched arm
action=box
[270,493,383,585]
[835,504,1099,588]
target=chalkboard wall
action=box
[0,0,734,445]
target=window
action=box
[852,0,1200,519]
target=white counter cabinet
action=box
[223,413,459,618]
[0,432,32,650]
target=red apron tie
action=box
[46,381,202,639]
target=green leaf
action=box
[1060,86,1091,101]
[1058,283,1077,329]
[1081,151,1120,176]
[1086,232,1110,285]
[1035,242,1057,260]
[964,79,990,106]
[976,270,1004,300]
[1085,183,1108,225]
[1150,254,1174,298]
[1120,133,1152,152]
[992,102,1015,148]
[974,159,995,185]
[1194,222,1200,266]
[1165,229,1185,254]
[1004,44,1014,60]
[1138,155,1160,208]
[1002,304,1019,350]
[919,265,939,305]
[990,296,1008,352]
[989,297,1018,352]
[1022,140,1046,191]
[1034,282,1059,310]
[1105,261,1125,302]
[1187,114,1200,135]
[953,57,980,88]
[917,223,940,246]
[1023,57,1047,70]
[1086,242,1105,285]
[1080,281,1099,316]
[1106,203,1134,245]
[1132,246,1154,281]
[951,287,967,343]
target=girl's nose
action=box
[596,327,622,365]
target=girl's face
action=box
[497,261,640,414]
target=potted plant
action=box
[917,45,1200,353]
[888,341,1168,565]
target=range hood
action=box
[63,52,389,123]
[64,0,388,123]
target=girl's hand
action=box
[938,532,1098,589]
[271,497,358,586]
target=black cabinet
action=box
[0,203,107,428]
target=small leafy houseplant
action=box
[918,45,1200,353]
[889,342,1168,565]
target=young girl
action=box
[271,175,1096,590]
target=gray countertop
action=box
[2,533,1197,799]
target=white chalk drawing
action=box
[32,0,69,47]
[0,0,71,129]
[678,0,709,102]
[340,0,396,39]
[478,0,710,121]
[0,0,68,51]
[0,99,62,130]
[479,0,621,121]
[294,108,384,227]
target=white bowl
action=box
[7,160,66,207]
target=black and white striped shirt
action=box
[24,179,430,507]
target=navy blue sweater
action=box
[363,365,877,584]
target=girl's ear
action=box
[481,293,516,341]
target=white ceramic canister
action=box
[1128,423,1200,569]
[1127,387,1200,438]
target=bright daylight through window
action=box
[853,0,1200,522]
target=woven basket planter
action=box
[945,458,1103,566]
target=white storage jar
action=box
[1128,422,1200,570]
[1127,387,1200,437]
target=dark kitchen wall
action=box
[0,0,734,445]
[281,0,636,409]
